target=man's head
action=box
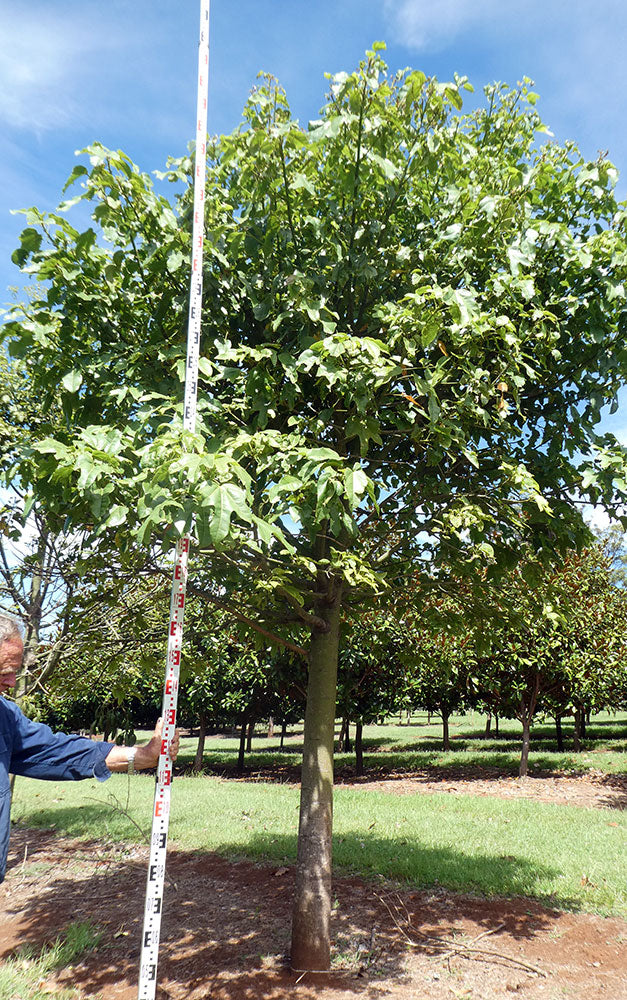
[0,614,24,694]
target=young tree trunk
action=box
[193,713,207,773]
[580,710,587,739]
[520,714,532,777]
[519,675,540,777]
[573,707,583,752]
[237,718,247,776]
[343,718,351,753]
[441,711,450,751]
[290,586,342,971]
[485,712,492,736]
[494,713,500,736]
[555,713,564,752]
[355,719,364,777]
[246,719,254,752]
[280,720,287,749]
[267,716,275,739]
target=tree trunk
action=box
[494,713,499,736]
[580,710,587,739]
[519,675,540,777]
[354,719,363,777]
[193,713,207,773]
[267,716,275,739]
[343,718,351,753]
[290,586,342,971]
[485,712,492,736]
[441,711,450,751]
[573,707,583,752]
[280,720,287,749]
[237,718,247,776]
[555,714,564,752]
[519,714,531,777]
[246,719,254,752]
[337,717,350,753]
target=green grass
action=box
[0,921,102,999]
[11,771,627,918]
[167,710,627,778]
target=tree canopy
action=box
[4,45,627,968]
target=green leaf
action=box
[61,370,83,393]
[344,465,368,510]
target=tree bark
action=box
[246,719,254,752]
[494,713,499,736]
[355,719,363,776]
[193,713,207,773]
[290,585,342,971]
[280,720,287,749]
[555,713,564,752]
[237,718,247,776]
[441,711,450,751]
[520,714,532,777]
[267,716,275,739]
[519,675,540,777]
[485,712,492,736]
[573,707,583,752]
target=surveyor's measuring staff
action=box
[137,2,210,997]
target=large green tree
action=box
[4,47,627,967]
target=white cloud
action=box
[382,0,624,53]
[382,0,501,52]
[0,11,88,130]
[0,6,145,134]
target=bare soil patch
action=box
[1,827,625,1000]
[337,767,627,811]
[212,761,627,811]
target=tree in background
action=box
[470,546,627,774]
[5,47,627,967]
[336,612,410,773]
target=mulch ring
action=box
[1,827,625,1000]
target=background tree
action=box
[5,48,627,967]
[470,547,627,774]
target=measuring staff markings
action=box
[137,0,210,996]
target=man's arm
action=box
[105,718,179,772]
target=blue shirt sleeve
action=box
[8,702,114,783]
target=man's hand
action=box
[104,719,180,773]
[134,717,180,770]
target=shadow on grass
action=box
[1,823,573,999]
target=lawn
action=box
[11,766,627,918]
[171,709,627,776]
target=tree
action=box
[5,47,627,967]
[470,547,627,774]
[336,612,409,773]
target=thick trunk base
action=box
[290,588,342,971]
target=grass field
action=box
[172,709,627,776]
[11,766,627,918]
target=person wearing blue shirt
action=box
[0,613,179,884]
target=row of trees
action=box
[13,542,627,780]
[4,47,627,967]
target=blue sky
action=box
[2,0,627,460]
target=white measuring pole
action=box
[137,2,210,997]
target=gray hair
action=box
[0,613,24,644]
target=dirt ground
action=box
[1,772,625,1000]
